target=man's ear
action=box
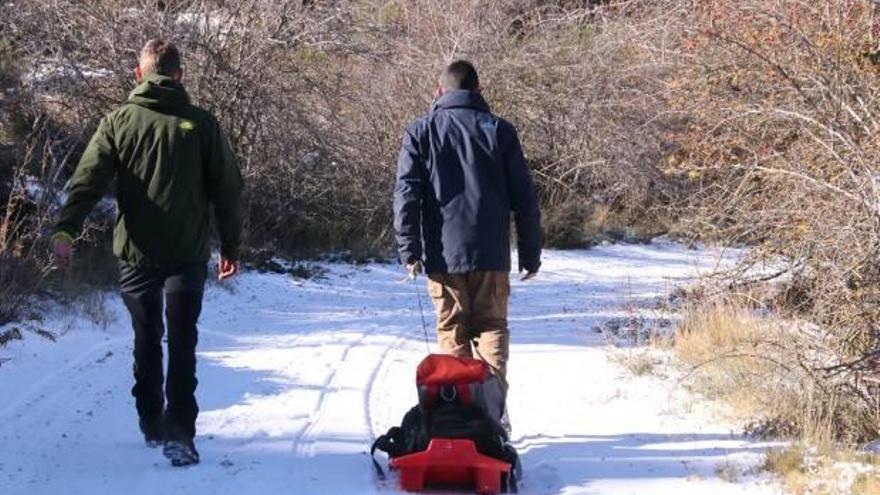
[134,66,143,82]
[435,84,444,99]
[172,68,183,82]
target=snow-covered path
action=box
[0,243,781,494]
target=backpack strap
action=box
[507,470,519,493]
[370,436,388,480]
[502,444,521,493]
[370,426,409,480]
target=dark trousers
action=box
[119,262,207,440]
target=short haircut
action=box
[440,60,479,91]
[139,39,181,76]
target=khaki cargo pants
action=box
[426,271,510,392]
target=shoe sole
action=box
[162,442,200,467]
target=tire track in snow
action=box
[291,328,379,457]
[363,331,411,442]
[287,273,421,457]
[364,280,436,442]
[291,325,415,457]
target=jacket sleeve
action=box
[204,118,244,261]
[393,124,425,265]
[503,124,542,273]
[54,117,117,239]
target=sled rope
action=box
[413,277,431,354]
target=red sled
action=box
[390,438,512,494]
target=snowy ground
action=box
[0,242,783,495]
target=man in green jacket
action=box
[52,39,243,467]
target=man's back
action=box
[394,89,541,275]
[56,73,243,266]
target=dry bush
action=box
[0,119,68,325]
[853,471,880,495]
[664,0,880,442]
[0,0,692,328]
[1,0,683,257]
[612,348,661,377]
[676,297,877,444]
[714,460,743,483]
[0,64,115,327]
[676,301,802,433]
[3,0,370,253]
[763,446,809,494]
[544,200,671,246]
[762,445,880,495]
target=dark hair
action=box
[440,60,479,91]
[139,39,182,76]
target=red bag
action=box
[417,354,491,410]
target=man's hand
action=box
[218,256,239,281]
[406,261,423,280]
[52,233,74,272]
[519,259,540,282]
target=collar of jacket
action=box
[127,72,190,109]
[432,90,490,113]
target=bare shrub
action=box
[0,116,70,326]
[853,471,880,495]
[1,0,683,255]
[664,0,880,442]
[676,297,877,444]
[611,348,661,377]
[714,460,743,483]
[762,445,808,492]
[762,444,880,495]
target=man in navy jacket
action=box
[393,60,542,409]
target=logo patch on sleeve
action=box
[179,120,196,131]
[479,116,497,132]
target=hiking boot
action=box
[163,437,200,467]
[138,415,164,448]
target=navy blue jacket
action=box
[393,90,542,274]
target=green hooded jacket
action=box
[55,73,244,266]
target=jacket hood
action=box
[432,90,490,113]
[127,73,190,109]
